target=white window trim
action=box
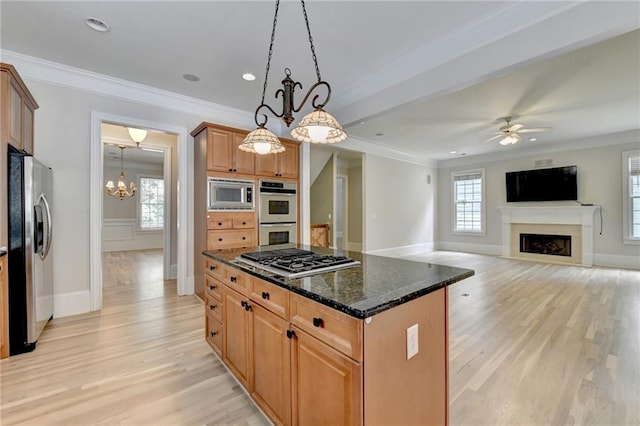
[451,168,486,236]
[622,149,640,245]
[137,174,165,232]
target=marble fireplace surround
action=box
[498,206,601,266]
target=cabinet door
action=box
[22,103,34,154]
[291,327,362,426]
[232,133,255,175]
[251,304,291,426]
[255,149,278,177]
[8,83,22,150]
[278,141,299,179]
[206,128,234,172]
[223,286,252,389]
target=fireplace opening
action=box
[520,233,571,257]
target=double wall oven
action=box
[259,180,297,245]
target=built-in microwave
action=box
[207,177,254,211]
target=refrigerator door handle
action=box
[38,194,53,260]
[34,204,44,255]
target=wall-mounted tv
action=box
[506,165,577,202]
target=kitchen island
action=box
[202,244,473,426]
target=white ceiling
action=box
[1,1,639,162]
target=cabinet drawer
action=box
[206,314,223,357]
[204,291,223,323]
[207,215,232,229]
[204,257,224,281]
[290,293,363,362]
[207,230,254,250]
[204,274,223,300]
[250,278,289,320]
[222,265,250,296]
[233,216,255,229]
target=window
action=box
[138,176,164,230]
[623,150,640,244]
[452,169,485,234]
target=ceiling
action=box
[1,1,639,162]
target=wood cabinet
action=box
[255,139,300,179]
[291,325,362,426]
[0,255,8,359]
[310,223,330,247]
[206,128,254,175]
[202,255,451,425]
[204,259,224,357]
[1,63,38,154]
[206,211,257,250]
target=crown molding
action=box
[342,135,437,168]
[0,49,256,130]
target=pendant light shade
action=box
[290,108,347,143]
[239,126,286,155]
[127,127,148,146]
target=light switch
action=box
[407,324,419,360]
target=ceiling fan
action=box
[484,117,552,145]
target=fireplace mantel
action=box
[498,206,600,266]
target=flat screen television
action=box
[506,165,577,202]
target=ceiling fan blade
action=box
[509,123,524,132]
[482,134,503,144]
[519,127,552,133]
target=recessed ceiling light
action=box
[529,137,537,141]
[85,17,110,32]
[375,133,384,136]
[183,73,200,82]
[450,150,457,154]
[242,73,256,81]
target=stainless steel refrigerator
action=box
[7,149,54,355]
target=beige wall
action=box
[436,136,640,268]
[310,155,334,226]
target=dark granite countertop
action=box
[203,244,474,319]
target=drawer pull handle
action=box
[228,168,233,172]
[261,291,269,300]
[242,237,246,240]
[242,221,247,225]
[241,300,247,308]
[218,222,222,226]
[286,330,295,339]
[230,276,237,283]
[210,331,217,337]
[244,303,252,312]
[312,317,324,328]
[218,238,223,242]
[209,265,216,271]
[209,285,216,291]
[209,304,215,310]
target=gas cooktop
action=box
[238,248,360,278]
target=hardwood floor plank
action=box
[2,250,638,425]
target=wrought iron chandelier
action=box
[239,0,347,155]
[105,145,136,200]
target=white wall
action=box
[436,134,640,269]
[25,77,253,318]
[364,154,436,256]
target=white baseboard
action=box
[346,242,363,252]
[54,290,91,318]
[365,242,435,258]
[593,253,640,270]
[434,241,502,256]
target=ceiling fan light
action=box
[239,126,286,155]
[291,109,347,143]
[501,134,521,145]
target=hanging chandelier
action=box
[105,145,136,200]
[239,0,347,155]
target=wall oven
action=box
[208,177,254,211]
[259,180,297,245]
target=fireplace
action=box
[520,233,571,257]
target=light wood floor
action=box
[1,250,638,425]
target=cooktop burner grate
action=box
[238,249,360,278]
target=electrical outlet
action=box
[406,324,419,360]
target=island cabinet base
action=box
[363,287,448,426]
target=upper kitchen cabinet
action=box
[255,139,299,180]
[203,126,254,175]
[1,63,38,154]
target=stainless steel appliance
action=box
[238,248,360,278]
[208,177,254,211]
[259,180,297,245]
[7,150,54,355]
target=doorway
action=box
[90,112,191,312]
[335,174,348,250]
